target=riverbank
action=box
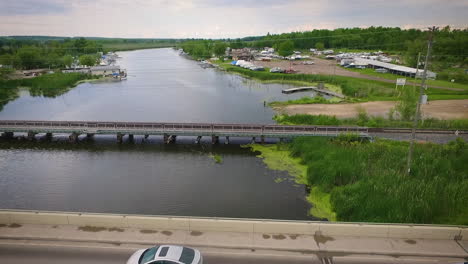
[248,136,468,225]
[216,62,468,103]
[0,73,100,109]
[245,144,336,221]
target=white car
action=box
[127,245,203,264]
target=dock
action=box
[282,86,345,98]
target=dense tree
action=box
[16,46,41,69]
[278,40,294,57]
[79,55,97,66]
[213,42,227,57]
[62,55,74,68]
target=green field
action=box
[289,136,468,225]
[345,68,468,90]
[0,73,97,109]
[218,64,468,102]
[274,114,468,130]
[102,42,175,51]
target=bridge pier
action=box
[166,135,176,144]
[261,135,265,144]
[27,131,36,141]
[225,136,229,145]
[44,132,53,141]
[69,133,79,143]
[117,133,124,144]
[1,132,14,139]
[128,134,134,142]
[251,137,256,144]
[195,136,202,144]
[212,135,219,145]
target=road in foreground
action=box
[0,240,463,264]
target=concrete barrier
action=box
[3,211,69,225]
[461,228,468,241]
[190,219,254,233]
[0,210,465,240]
[67,213,128,228]
[127,216,170,230]
[253,221,319,235]
[319,223,389,238]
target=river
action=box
[0,48,314,220]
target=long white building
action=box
[353,58,437,79]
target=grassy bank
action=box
[219,64,468,101]
[345,68,468,90]
[102,42,175,52]
[0,73,98,108]
[290,136,468,225]
[274,114,468,130]
[245,144,336,220]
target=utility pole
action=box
[406,26,437,175]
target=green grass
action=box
[274,114,468,130]
[209,154,223,164]
[102,42,175,51]
[243,143,337,221]
[269,96,343,107]
[0,73,97,109]
[219,64,468,101]
[289,137,468,225]
[345,68,468,90]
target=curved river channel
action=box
[0,48,315,220]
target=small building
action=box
[90,65,121,76]
[231,48,254,61]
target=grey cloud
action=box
[0,0,70,15]
[195,0,303,8]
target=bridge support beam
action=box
[45,132,53,141]
[261,135,265,144]
[27,131,36,141]
[69,133,79,143]
[195,136,202,144]
[166,135,176,144]
[212,135,219,145]
[117,133,124,144]
[1,132,14,138]
[251,137,256,144]
[225,136,229,145]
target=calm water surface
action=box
[0,49,314,220]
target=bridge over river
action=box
[0,120,370,144]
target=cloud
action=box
[0,0,466,38]
[0,0,71,15]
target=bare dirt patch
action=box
[278,99,468,119]
[161,230,173,236]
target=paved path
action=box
[0,240,464,264]
[0,224,466,263]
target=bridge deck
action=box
[0,120,370,138]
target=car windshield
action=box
[140,247,159,264]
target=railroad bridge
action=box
[0,120,370,144]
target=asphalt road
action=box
[0,240,463,264]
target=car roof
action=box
[145,245,196,264]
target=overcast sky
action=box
[0,0,467,38]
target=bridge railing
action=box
[0,120,369,135]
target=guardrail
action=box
[0,210,465,240]
[0,120,369,137]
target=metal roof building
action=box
[354,58,436,79]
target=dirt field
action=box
[276,99,468,119]
[254,58,463,91]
